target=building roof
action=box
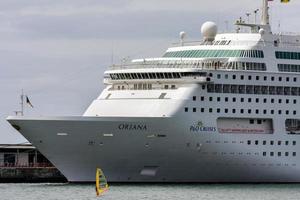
[0,144,35,150]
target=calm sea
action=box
[1,183,300,200]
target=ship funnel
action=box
[201,21,218,42]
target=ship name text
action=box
[118,123,147,131]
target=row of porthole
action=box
[196,151,297,157]
[193,96,297,105]
[263,152,297,157]
[184,107,297,115]
[212,73,298,82]
[203,140,297,146]
[213,163,296,167]
[247,140,296,146]
[92,140,297,148]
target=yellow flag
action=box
[281,0,290,3]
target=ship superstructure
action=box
[7,0,300,182]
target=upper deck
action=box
[104,0,300,83]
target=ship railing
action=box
[109,60,228,71]
[172,40,300,48]
[172,40,264,47]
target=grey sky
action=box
[0,0,299,143]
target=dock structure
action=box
[0,144,67,183]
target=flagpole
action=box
[21,89,24,116]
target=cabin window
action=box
[285,152,289,156]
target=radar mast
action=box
[235,0,272,34]
[261,0,270,25]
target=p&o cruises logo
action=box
[190,121,216,133]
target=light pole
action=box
[246,13,251,23]
[254,9,259,24]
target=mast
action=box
[261,0,269,25]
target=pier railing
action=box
[0,163,55,168]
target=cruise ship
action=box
[7,0,300,182]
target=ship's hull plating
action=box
[6,116,300,183]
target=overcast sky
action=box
[1,0,299,144]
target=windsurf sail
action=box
[96,168,109,196]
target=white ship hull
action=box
[7,0,300,183]
[7,116,300,183]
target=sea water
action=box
[1,183,300,200]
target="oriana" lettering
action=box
[118,124,147,131]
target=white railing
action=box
[172,40,263,47]
[172,40,300,48]
[109,60,227,71]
